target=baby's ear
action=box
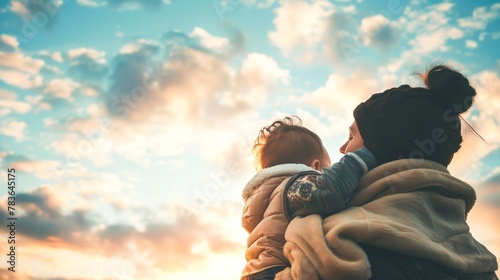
[311,159,320,170]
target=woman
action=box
[276,65,498,279]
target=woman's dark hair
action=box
[419,64,485,142]
[419,65,476,114]
[253,116,325,171]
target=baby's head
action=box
[253,116,331,172]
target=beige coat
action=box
[276,159,498,280]
[241,164,317,278]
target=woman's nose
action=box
[339,141,347,154]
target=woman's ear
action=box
[311,159,320,170]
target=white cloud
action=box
[9,160,60,179]
[0,109,10,117]
[470,71,500,144]
[39,50,64,62]
[411,27,463,54]
[190,27,230,51]
[67,47,106,63]
[49,51,63,62]
[433,2,454,12]
[77,0,171,10]
[380,2,465,74]
[9,0,63,18]
[43,78,80,100]
[448,71,500,177]
[0,89,17,100]
[268,0,335,63]
[118,39,158,55]
[109,33,288,125]
[478,32,488,41]
[0,34,19,50]
[77,0,107,7]
[0,52,45,74]
[0,69,43,89]
[0,100,32,114]
[93,32,289,165]
[342,5,356,13]
[465,39,478,49]
[457,3,500,30]
[25,95,53,110]
[235,52,290,102]
[359,15,398,47]
[300,71,379,135]
[241,0,276,9]
[401,2,454,33]
[9,1,29,16]
[0,119,27,141]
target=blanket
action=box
[276,159,498,280]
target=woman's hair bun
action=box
[421,65,477,114]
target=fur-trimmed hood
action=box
[242,164,317,200]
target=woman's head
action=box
[339,121,363,154]
[253,116,331,172]
[350,64,477,166]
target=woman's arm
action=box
[283,147,377,220]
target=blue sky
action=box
[0,0,499,279]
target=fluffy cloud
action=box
[0,99,32,115]
[0,69,43,89]
[40,29,282,168]
[105,29,287,124]
[465,39,478,49]
[268,0,402,65]
[457,3,500,31]
[77,0,107,7]
[67,47,106,63]
[0,49,46,89]
[470,71,500,145]
[39,50,64,62]
[301,71,379,119]
[43,78,80,100]
[0,119,27,141]
[24,94,53,110]
[235,52,290,101]
[118,39,159,55]
[447,70,500,178]
[268,0,336,64]
[466,173,500,267]
[378,2,465,74]
[77,0,170,10]
[0,89,17,100]
[190,27,230,51]
[0,186,244,276]
[67,50,108,83]
[8,0,62,29]
[359,15,399,48]
[0,51,45,74]
[0,34,19,52]
[8,160,60,180]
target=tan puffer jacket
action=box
[241,164,317,279]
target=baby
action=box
[240,116,377,280]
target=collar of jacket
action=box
[351,158,476,213]
[243,163,317,200]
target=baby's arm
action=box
[283,148,376,219]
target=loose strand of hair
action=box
[459,115,488,145]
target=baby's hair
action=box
[253,116,325,171]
